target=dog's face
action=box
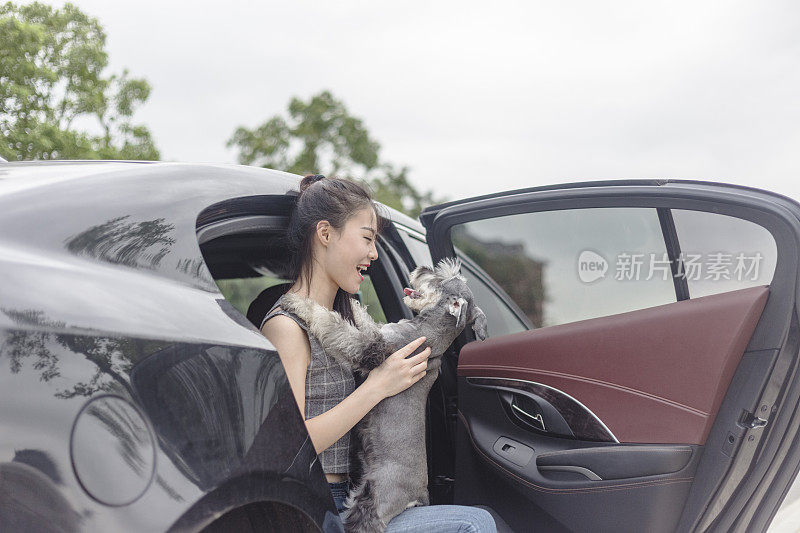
[402,259,488,340]
[402,263,450,311]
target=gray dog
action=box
[280,258,487,532]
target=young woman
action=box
[260,175,496,532]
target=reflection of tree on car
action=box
[3,307,138,398]
[65,216,176,270]
[0,303,309,500]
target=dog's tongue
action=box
[404,288,413,296]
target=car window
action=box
[451,208,677,327]
[671,209,777,298]
[459,264,527,337]
[216,276,285,316]
[397,226,527,338]
[215,275,386,324]
[396,227,434,268]
[357,275,387,323]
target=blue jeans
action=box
[329,480,496,533]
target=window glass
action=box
[397,227,527,338]
[671,210,777,298]
[216,276,285,316]
[397,228,433,268]
[452,208,676,327]
[358,275,387,323]
[460,264,527,338]
[215,275,386,324]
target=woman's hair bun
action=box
[299,174,326,194]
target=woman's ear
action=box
[315,220,332,247]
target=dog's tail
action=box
[342,479,384,533]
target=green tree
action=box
[0,2,159,161]
[227,90,440,218]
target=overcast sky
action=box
[45,0,800,202]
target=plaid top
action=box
[262,295,355,474]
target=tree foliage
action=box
[228,90,440,217]
[0,2,159,161]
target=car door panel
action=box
[452,286,765,532]
[455,399,701,532]
[458,285,769,445]
[420,182,800,531]
[458,390,701,486]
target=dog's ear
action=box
[448,297,468,330]
[469,304,488,341]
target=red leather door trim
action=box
[458,286,769,444]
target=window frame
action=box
[443,204,778,329]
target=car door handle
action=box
[511,401,546,431]
[496,388,574,437]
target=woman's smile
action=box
[357,263,370,282]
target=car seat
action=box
[247,282,293,329]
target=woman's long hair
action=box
[286,174,385,324]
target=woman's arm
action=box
[262,315,311,415]
[262,315,429,454]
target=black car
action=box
[2,161,800,532]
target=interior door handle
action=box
[512,400,546,431]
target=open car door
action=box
[420,180,800,532]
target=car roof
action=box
[0,160,425,233]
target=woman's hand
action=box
[365,336,431,400]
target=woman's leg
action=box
[385,505,496,533]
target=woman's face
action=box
[321,207,379,294]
